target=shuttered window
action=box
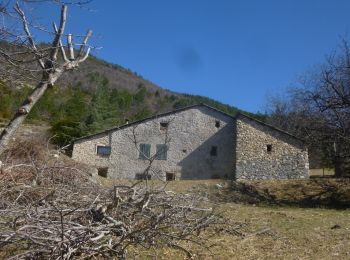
[156,144,168,160]
[139,143,151,159]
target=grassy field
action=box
[99,178,350,259]
[1,139,348,259]
[127,204,350,259]
[208,204,350,259]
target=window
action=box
[215,120,220,128]
[97,167,108,178]
[166,172,176,181]
[139,143,151,159]
[267,144,272,152]
[160,122,169,130]
[97,145,111,156]
[210,146,218,156]
[156,144,168,160]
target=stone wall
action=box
[72,106,310,181]
[72,106,236,180]
[72,132,111,169]
[234,115,309,180]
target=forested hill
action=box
[0,54,266,146]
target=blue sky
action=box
[31,0,350,113]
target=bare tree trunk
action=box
[334,156,343,178]
[0,71,62,155]
[0,3,91,156]
[333,142,344,178]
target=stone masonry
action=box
[72,104,309,180]
[73,105,236,180]
[234,114,309,179]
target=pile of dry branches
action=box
[0,142,243,259]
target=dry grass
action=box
[100,177,350,208]
[1,143,240,259]
[211,204,350,259]
[98,178,350,259]
[125,202,350,259]
[2,140,350,260]
[228,179,350,208]
[98,177,223,193]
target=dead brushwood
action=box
[0,142,244,259]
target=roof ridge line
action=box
[73,103,234,143]
[236,112,304,142]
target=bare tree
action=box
[267,40,350,176]
[0,141,244,259]
[127,117,174,184]
[0,2,246,258]
[0,1,92,155]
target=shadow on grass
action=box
[213,179,350,209]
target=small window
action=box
[166,172,176,181]
[97,167,108,178]
[97,145,111,156]
[160,122,169,130]
[135,173,151,180]
[210,146,218,156]
[267,144,272,152]
[215,120,220,128]
[156,144,168,160]
[139,143,151,159]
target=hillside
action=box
[59,56,165,93]
[0,54,266,146]
[58,54,264,117]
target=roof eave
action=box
[235,112,306,143]
[72,103,235,143]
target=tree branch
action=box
[14,2,45,69]
[50,5,67,62]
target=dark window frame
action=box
[96,145,111,156]
[166,172,176,181]
[97,167,108,178]
[210,146,218,156]
[160,122,169,130]
[156,144,168,160]
[139,143,151,160]
[267,144,273,152]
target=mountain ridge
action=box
[0,51,266,146]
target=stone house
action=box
[72,104,309,180]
